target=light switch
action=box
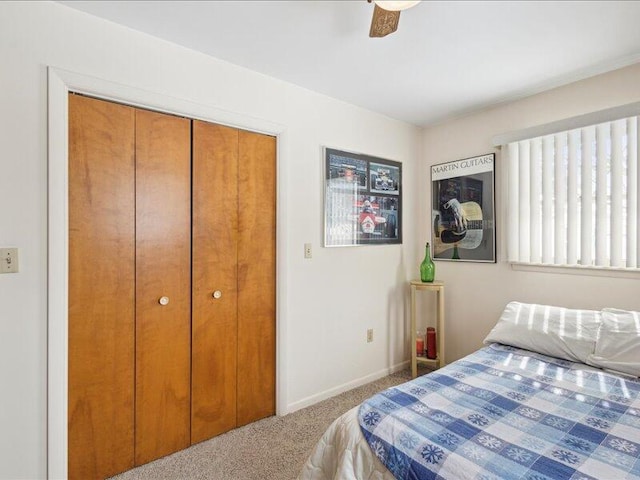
[0,248,19,274]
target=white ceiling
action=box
[59,0,640,127]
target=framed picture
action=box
[324,147,402,246]
[431,153,495,262]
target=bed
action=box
[299,303,640,480]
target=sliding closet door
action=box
[70,96,276,475]
[191,121,239,443]
[135,109,192,464]
[68,94,135,480]
[237,130,276,426]
[192,123,276,435]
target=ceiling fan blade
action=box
[369,4,400,37]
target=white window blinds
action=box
[507,116,640,269]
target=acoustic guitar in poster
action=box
[433,200,484,251]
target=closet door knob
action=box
[212,290,222,299]
[158,296,170,306]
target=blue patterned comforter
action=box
[358,344,640,480]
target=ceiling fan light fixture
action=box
[373,0,420,12]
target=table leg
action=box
[438,287,445,367]
[411,285,416,378]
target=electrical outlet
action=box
[367,329,374,343]
[304,243,312,259]
[0,248,19,274]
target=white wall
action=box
[0,2,420,478]
[421,62,640,365]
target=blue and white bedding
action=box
[358,344,640,480]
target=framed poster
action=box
[324,147,402,246]
[431,153,495,262]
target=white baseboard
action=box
[285,360,410,414]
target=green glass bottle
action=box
[420,242,435,282]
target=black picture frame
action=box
[324,147,402,246]
[431,153,496,262]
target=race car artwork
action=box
[356,197,398,238]
[324,147,402,246]
[369,162,400,194]
[358,199,386,234]
[373,168,394,191]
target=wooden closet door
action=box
[237,130,276,426]
[135,109,191,465]
[68,94,135,480]
[191,121,239,443]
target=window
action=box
[506,116,639,269]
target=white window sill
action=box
[510,262,640,279]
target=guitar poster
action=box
[431,153,495,262]
[324,147,402,246]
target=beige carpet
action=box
[110,368,416,480]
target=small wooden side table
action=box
[410,280,445,378]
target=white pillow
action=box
[587,308,640,377]
[483,301,601,364]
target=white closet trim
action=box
[47,67,289,480]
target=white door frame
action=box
[47,67,289,479]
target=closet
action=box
[68,94,276,480]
